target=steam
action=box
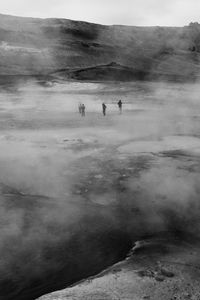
[1,79,200,299]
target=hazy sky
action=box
[0,0,200,26]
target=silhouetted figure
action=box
[81,104,85,117]
[102,103,107,116]
[78,102,82,114]
[118,100,122,114]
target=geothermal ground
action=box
[1,79,200,299]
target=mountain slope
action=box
[0,14,200,80]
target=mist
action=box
[0,78,200,299]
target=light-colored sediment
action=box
[118,136,200,155]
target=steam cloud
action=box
[0,79,200,299]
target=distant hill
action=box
[0,14,200,81]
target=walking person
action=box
[81,104,86,117]
[118,100,122,114]
[78,102,82,114]
[102,103,107,116]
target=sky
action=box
[0,0,200,26]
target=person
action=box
[81,104,85,117]
[78,102,82,114]
[102,103,107,116]
[118,100,122,114]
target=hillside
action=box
[0,14,200,80]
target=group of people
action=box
[78,103,86,116]
[78,100,123,117]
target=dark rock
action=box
[160,268,174,278]
[155,274,165,282]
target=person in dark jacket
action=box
[118,100,122,114]
[102,103,107,116]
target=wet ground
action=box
[0,79,200,299]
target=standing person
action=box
[81,104,85,117]
[78,102,82,114]
[118,100,122,114]
[102,103,107,116]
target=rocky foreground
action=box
[38,238,200,300]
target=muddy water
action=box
[1,78,200,299]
